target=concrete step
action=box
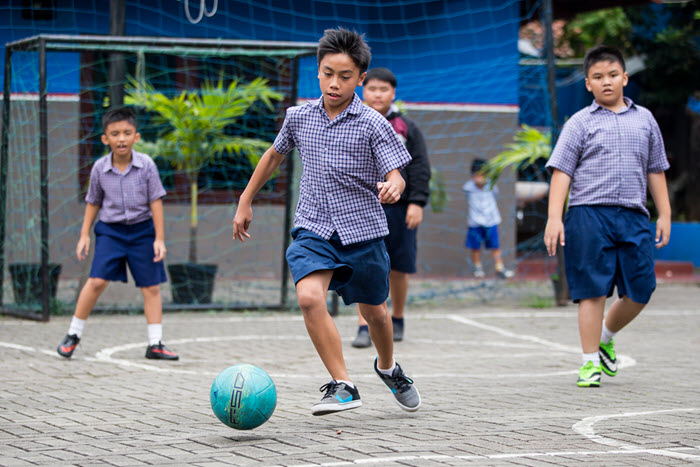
[516,258,698,282]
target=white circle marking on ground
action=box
[572,408,700,460]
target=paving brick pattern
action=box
[1,283,699,466]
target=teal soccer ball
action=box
[210,364,277,430]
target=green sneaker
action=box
[599,340,617,377]
[577,361,601,388]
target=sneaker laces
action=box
[319,380,341,396]
[389,368,414,393]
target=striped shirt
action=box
[274,94,411,245]
[86,150,166,224]
[546,98,669,217]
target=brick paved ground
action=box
[1,282,699,466]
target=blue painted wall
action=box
[1,0,520,105]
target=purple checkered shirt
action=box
[546,98,669,217]
[274,94,412,245]
[86,150,166,224]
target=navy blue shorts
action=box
[383,204,418,274]
[465,225,500,250]
[90,219,167,287]
[285,228,390,306]
[564,206,655,304]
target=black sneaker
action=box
[392,319,404,342]
[311,380,362,416]
[145,342,179,360]
[374,358,421,412]
[57,334,80,358]
[351,327,372,348]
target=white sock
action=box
[377,359,396,376]
[583,352,600,365]
[68,316,86,338]
[147,324,163,346]
[600,322,616,344]
[336,380,354,388]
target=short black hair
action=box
[102,107,137,132]
[317,27,371,74]
[583,45,626,77]
[365,67,397,88]
[471,158,487,174]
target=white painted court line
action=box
[294,446,700,466]
[572,408,700,461]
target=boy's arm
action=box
[648,171,671,248]
[150,198,166,262]
[76,203,100,261]
[544,169,571,257]
[378,168,406,204]
[233,146,286,242]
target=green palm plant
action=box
[481,124,551,185]
[125,76,283,263]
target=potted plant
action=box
[483,124,570,306]
[125,76,283,304]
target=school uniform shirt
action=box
[274,93,412,245]
[85,150,166,224]
[546,98,669,217]
[462,180,501,228]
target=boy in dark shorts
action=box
[56,108,178,361]
[351,67,431,348]
[233,28,421,415]
[545,45,671,387]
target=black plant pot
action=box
[167,263,217,304]
[9,263,62,305]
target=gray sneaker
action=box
[373,358,421,412]
[351,327,372,348]
[311,380,362,416]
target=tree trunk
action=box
[189,180,198,263]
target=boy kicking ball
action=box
[545,45,671,388]
[233,28,420,415]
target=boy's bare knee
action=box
[296,287,325,313]
[359,304,388,327]
[140,285,161,297]
[86,277,108,293]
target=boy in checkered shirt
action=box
[233,28,420,415]
[544,45,671,388]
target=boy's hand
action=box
[544,218,565,256]
[76,235,90,261]
[655,215,671,249]
[232,204,253,242]
[405,204,424,230]
[377,181,401,204]
[153,240,166,262]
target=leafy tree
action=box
[125,77,283,263]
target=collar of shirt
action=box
[103,150,144,174]
[587,96,636,114]
[316,93,364,122]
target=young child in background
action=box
[544,45,671,387]
[56,108,178,361]
[463,158,514,279]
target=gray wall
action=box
[1,100,518,285]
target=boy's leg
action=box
[141,285,178,360]
[361,301,421,411]
[57,277,108,358]
[352,308,372,348]
[358,302,393,368]
[577,296,606,387]
[141,284,163,325]
[74,277,109,320]
[297,270,350,381]
[389,270,408,320]
[605,296,646,333]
